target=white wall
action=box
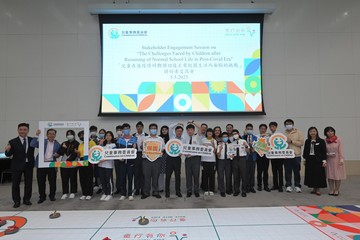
[0,0,360,160]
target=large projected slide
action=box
[100,15,264,114]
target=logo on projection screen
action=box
[108,28,120,39]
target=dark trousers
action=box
[134,152,144,192]
[12,163,33,203]
[271,159,284,188]
[256,155,269,188]
[60,167,78,194]
[217,159,232,194]
[114,160,121,192]
[284,157,301,188]
[202,162,215,192]
[99,167,113,195]
[119,159,135,196]
[232,156,247,193]
[37,167,56,200]
[165,156,181,194]
[185,156,201,194]
[246,156,256,190]
[93,164,100,186]
[142,158,161,196]
[79,164,93,196]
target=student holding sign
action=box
[184,122,202,198]
[283,119,304,193]
[141,123,165,199]
[243,123,258,194]
[117,123,137,201]
[255,124,271,192]
[99,131,116,201]
[217,132,232,197]
[201,128,217,196]
[56,130,80,200]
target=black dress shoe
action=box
[278,188,283,192]
[250,188,256,193]
[153,194,162,199]
[257,186,262,191]
[50,197,56,201]
[220,192,226,197]
[241,192,247,197]
[23,201,32,206]
[194,193,200,198]
[176,192,182,198]
[165,193,170,198]
[13,202,20,208]
[141,195,149,199]
[226,191,233,195]
[186,193,192,198]
[38,199,45,204]
[134,189,140,195]
[233,192,239,197]
[270,186,279,191]
[264,186,271,192]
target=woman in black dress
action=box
[303,127,327,195]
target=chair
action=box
[0,169,12,183]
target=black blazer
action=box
[5,136,35,171]
[302,138,327,162]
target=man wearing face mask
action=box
[230,129,249,197]
[89,125,99,144]
[283,119,304,193]
[141,123,165,199]
[77,130,96,200]
[115,125,123,141]
[56,130,80,200]
[116,123,137,201]
[242,123,258,194]
[133,121,148,196]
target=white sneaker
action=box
[209,191,214,196]
[295,187,302,193]
[100,194,106,201]
[61,194,68,200]
[79,195,86,200]
[104,195,113,201]
[119,195,126,201]
[204,191,209,196]
[69,193,75,199]
[286,186,293,192]
[85,196,92,200]
[129,196,134,201]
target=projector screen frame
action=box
[98,14,266,116]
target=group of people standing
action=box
[4,119,346,208]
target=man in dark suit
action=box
[5,123,35,208]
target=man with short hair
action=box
[30,128,60,204]
[133,121,148,195]
[5,123,35,208]
[283,119,304,193]
[184,122,202,198]
[141,123,165,199]
[269,122,284,192]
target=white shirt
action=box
[19,136,28,162]
[45,140,54,162]
[217,142,229,160]
[98,143,115,169]
[232,139,248,157]
[134,132,146,151]
[201,138,217,162]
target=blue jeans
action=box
[284,157,301,188]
